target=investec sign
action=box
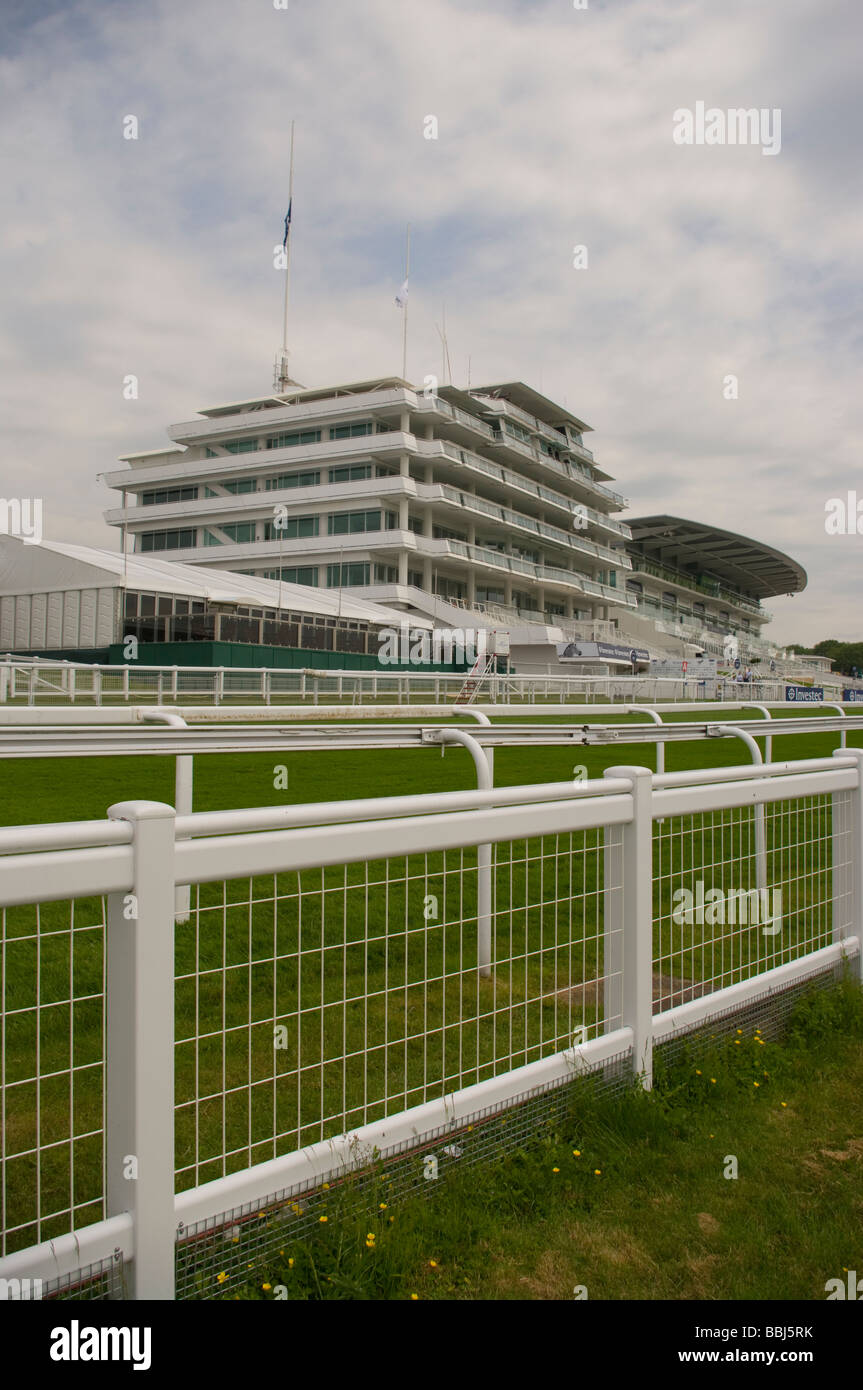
[843,689,863,703]
[785,685,824,703]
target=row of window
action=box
[260,563,398,588]
[324,563,397,587]
[261,566,319,586]
[141,486,198,506]
[139,509,400,552]
[124,592,206,617]
[147,462,396,506]
[202,420,393,458]
[139,529,196,552]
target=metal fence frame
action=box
[0,752,861,1299]
[2,658,855,707]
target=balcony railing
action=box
[630,558,765,616]
[435,484,631,570]
[419,440,633,541]
[434,541,636,606]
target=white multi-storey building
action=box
[103,375,811,675]
[104,377,639,635]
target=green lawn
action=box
[1,713,859,1258]
[221,980,863,1301]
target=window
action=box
[328,509,382,535]
[266,429,321,449]
[263,515,319,540]
[374,565,398,583]
[276,566,319,586]
[140,486,198,506]
[435,577,466,600]
[329,420,374,440]
[433,524,468,543]
[265,470,320,490]
[504,421,532,444]
[407,516,423,534]
[326,563,370,587]
[139,528,196,552]
[203,522,256,546]
[513,591,539,611]
[218,614,261,644]
[205,438,259,456]
[407,569,423,588]
[205,478,257,496]
[329,464,372,483]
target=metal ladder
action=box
[455,652,496,704]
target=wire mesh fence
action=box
[652,792,845,1012]
[0,755,859,1297]
[0,895,106,1258]
[175,1046,634,1301]
[174,828,609,1191]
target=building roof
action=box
[198,378,411,418]
[467,382,592,434]
[626,516,807,599]
[0,536,431,627]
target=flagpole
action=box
[402,223,410,381]
[275,121,295,394]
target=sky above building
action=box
[1,0,860,644]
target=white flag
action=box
[395,278,409,308]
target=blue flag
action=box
[282,199,292,248]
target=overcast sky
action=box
[2,0,861,645]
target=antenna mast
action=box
[274,120,296,394]
[401,223,410,381]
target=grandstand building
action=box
[102,377,808,675]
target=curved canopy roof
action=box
[626,516,806,599]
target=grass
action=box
[1,715,860,1254]
[218,979,863,1301]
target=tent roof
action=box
[0,536,431,627]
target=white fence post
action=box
[174,753,193,922]
[834,747,863,983]
[105,799,177,1299]
[438,727,494,975]
[603,765,654,1088]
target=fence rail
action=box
[2,658,853,707]
[1,752,861,1298]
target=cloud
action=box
[1,0,860,642]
